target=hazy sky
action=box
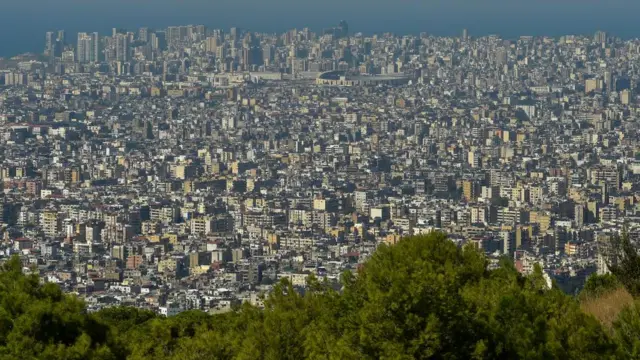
[3,0,640,55]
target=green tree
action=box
[613,301,640,359]
[605,231,640,296]
[341,233,618,359]
[0,256,115,360]
[580,273,621,300]
[0,234,626,359]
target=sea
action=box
[1,0,639,58]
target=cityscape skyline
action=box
[3,0,640,56]
[2,1,640,356]
[3,4,640,355]
[0,13,638,309]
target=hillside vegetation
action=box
[1,232,640,359]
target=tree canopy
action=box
[604,231,640,297]
[0,232,636,359]
[0,257,115,360]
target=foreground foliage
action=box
[605,231,640,297]
[1,233,638,359]
[0,258,114,359]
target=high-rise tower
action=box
[77,32,100,63]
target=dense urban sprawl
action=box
[0,23,637,315]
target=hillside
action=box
[0,232,638,359]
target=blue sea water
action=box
[1,0,639,57]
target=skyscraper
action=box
[263,44,274,66]
[115,33,129,62]
[242,46,262,69]
[338,20,349,38]
[77,32,100,64]
[230,27,240,41]
[604,70,613,93]
[194,25,206,41]
[205,36,218,53]
[151,31,166,52]
[57,30,66,45]
[216,46,225,60]
[495,47,508,66]
[91,32,100,63]
[167,26,181,48]
[138,27,149,43]
[621,89,631,105]
[45,32,55,56]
